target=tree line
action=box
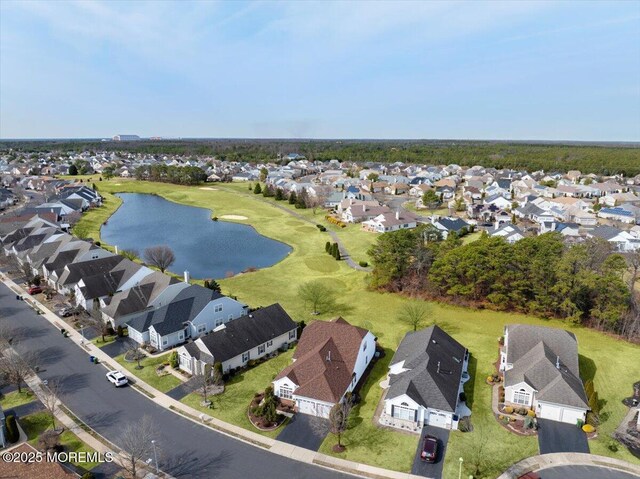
[2,139,639,176]
[133,164,207,185]
[368,226,639,340]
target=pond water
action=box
[101,193,292,279]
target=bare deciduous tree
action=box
[398,302,431,332]
[83,299,110,342]
[117,415,159,479]
[144,245,175,273]
[199,363,221,406]
[328,396,353,451]
[0,349,39,393]
[298,281,337,315]
[40,379,62,431]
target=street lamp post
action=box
[458,457,464,479]
[151,439,159,473]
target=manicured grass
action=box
[22,411,100,470]
[461,231,482,244]
[0,389,36,409]
[113,352,182,393]
[180,349,294,439]
[78,180,640,475]
[91,335,117,348]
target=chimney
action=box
[396,210,400,220]
[114,245,119,255]
[556,356,560,369]
[184,271,190,283]
[326,350,331,362]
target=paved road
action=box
[277,414,329,451]
[411,426,449,479]
[0,282,351,479]
[534,465,640,479]
[537,419,589,455]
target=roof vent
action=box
[437,361,441,374]
[326,350,331,362]
[556,356,560,370]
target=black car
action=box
[420,434,438,463]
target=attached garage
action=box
[296,398,332,418]
[538,402,586,425]
[426,409,452,429]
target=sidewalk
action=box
[2,273,422,479]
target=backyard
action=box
[73,179,640,476]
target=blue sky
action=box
[1,1,639,140]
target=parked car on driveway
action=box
[106,370,128,387]
[27,286,43,295]
[57,307,74,317]
[420,434,439,463]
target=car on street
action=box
[27,286,43,295]
[106,370,128,387]
[420,434,439,463]
[57,307,74,317]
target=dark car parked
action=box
[420,434,439,463]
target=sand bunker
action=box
[199,187,218,191]
[220,214,248,220]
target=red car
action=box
[27,286,43,295]
[420,434,439,463]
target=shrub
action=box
[607,439,619,452]
[527,409,535,417]
[586,411,600,427]
[486,375,494,383]
[524,416,534,429]
[358,261,368,267]
[106,326,115,336]
[5,414,18,443]
[316,224,327,232]
[503,406,514,414]
[169,351,178,369]
[576,419,584,428]
[517,407,527,416]
[116,325,124,337]
[582,424,595,433]
[247,359,257,367]
[212,216,218,221]
[458,416,472,432]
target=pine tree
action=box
[68,164,78,175]
[288,191,297,204]
[275,188,284,201]
[325,241,331,253]
[254,183,262,194]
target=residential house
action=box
[273,318,375,418]
[587,226,640,252]
[381,326,469,431]
[599,205,640,225]
[362,210,418,233]
[499,325,589,425]
[126,285,247,351]
[177,303,297,375]
[431,217,470,239]
[491,223,525,243]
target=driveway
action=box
[165,377,200,400]
[100,336,136,357]
[537,418,590,454]
[0,281,349,479]
[411,426,450,479]
[277,414,329,451]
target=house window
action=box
[280,386,293,400]
[393,403,416,422]
[215,319,222,327]
[289,330,296,340]
[228,314,233,320]
[162,339,168,346]
[513,389,530,405]
[267,340,273,347]
[214,304,223,313]
[198,325,206,333]
[242,352,250,363]
[258,344,265,355]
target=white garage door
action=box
[538,404,562,421]
[560,408,584,425]
[426,410,450,429]
[296,399,332,418]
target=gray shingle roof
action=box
[504,325,588,409]
[387,326,467,412]
[195,303,297,363]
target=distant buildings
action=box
[112,134,140,141]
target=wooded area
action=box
[2,139,639,176]
[368,227,640,340]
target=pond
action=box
[101,193,292,279]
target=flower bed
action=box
[247,392,286,431]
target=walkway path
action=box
[1,273,421,479]
[217,186,372,272]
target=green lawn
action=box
[0,389,36,409]
[181,349,294,439]
[22,411,100,470]
[113,352,182,393]
[76,180,640,476]
[91,334,117,348]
